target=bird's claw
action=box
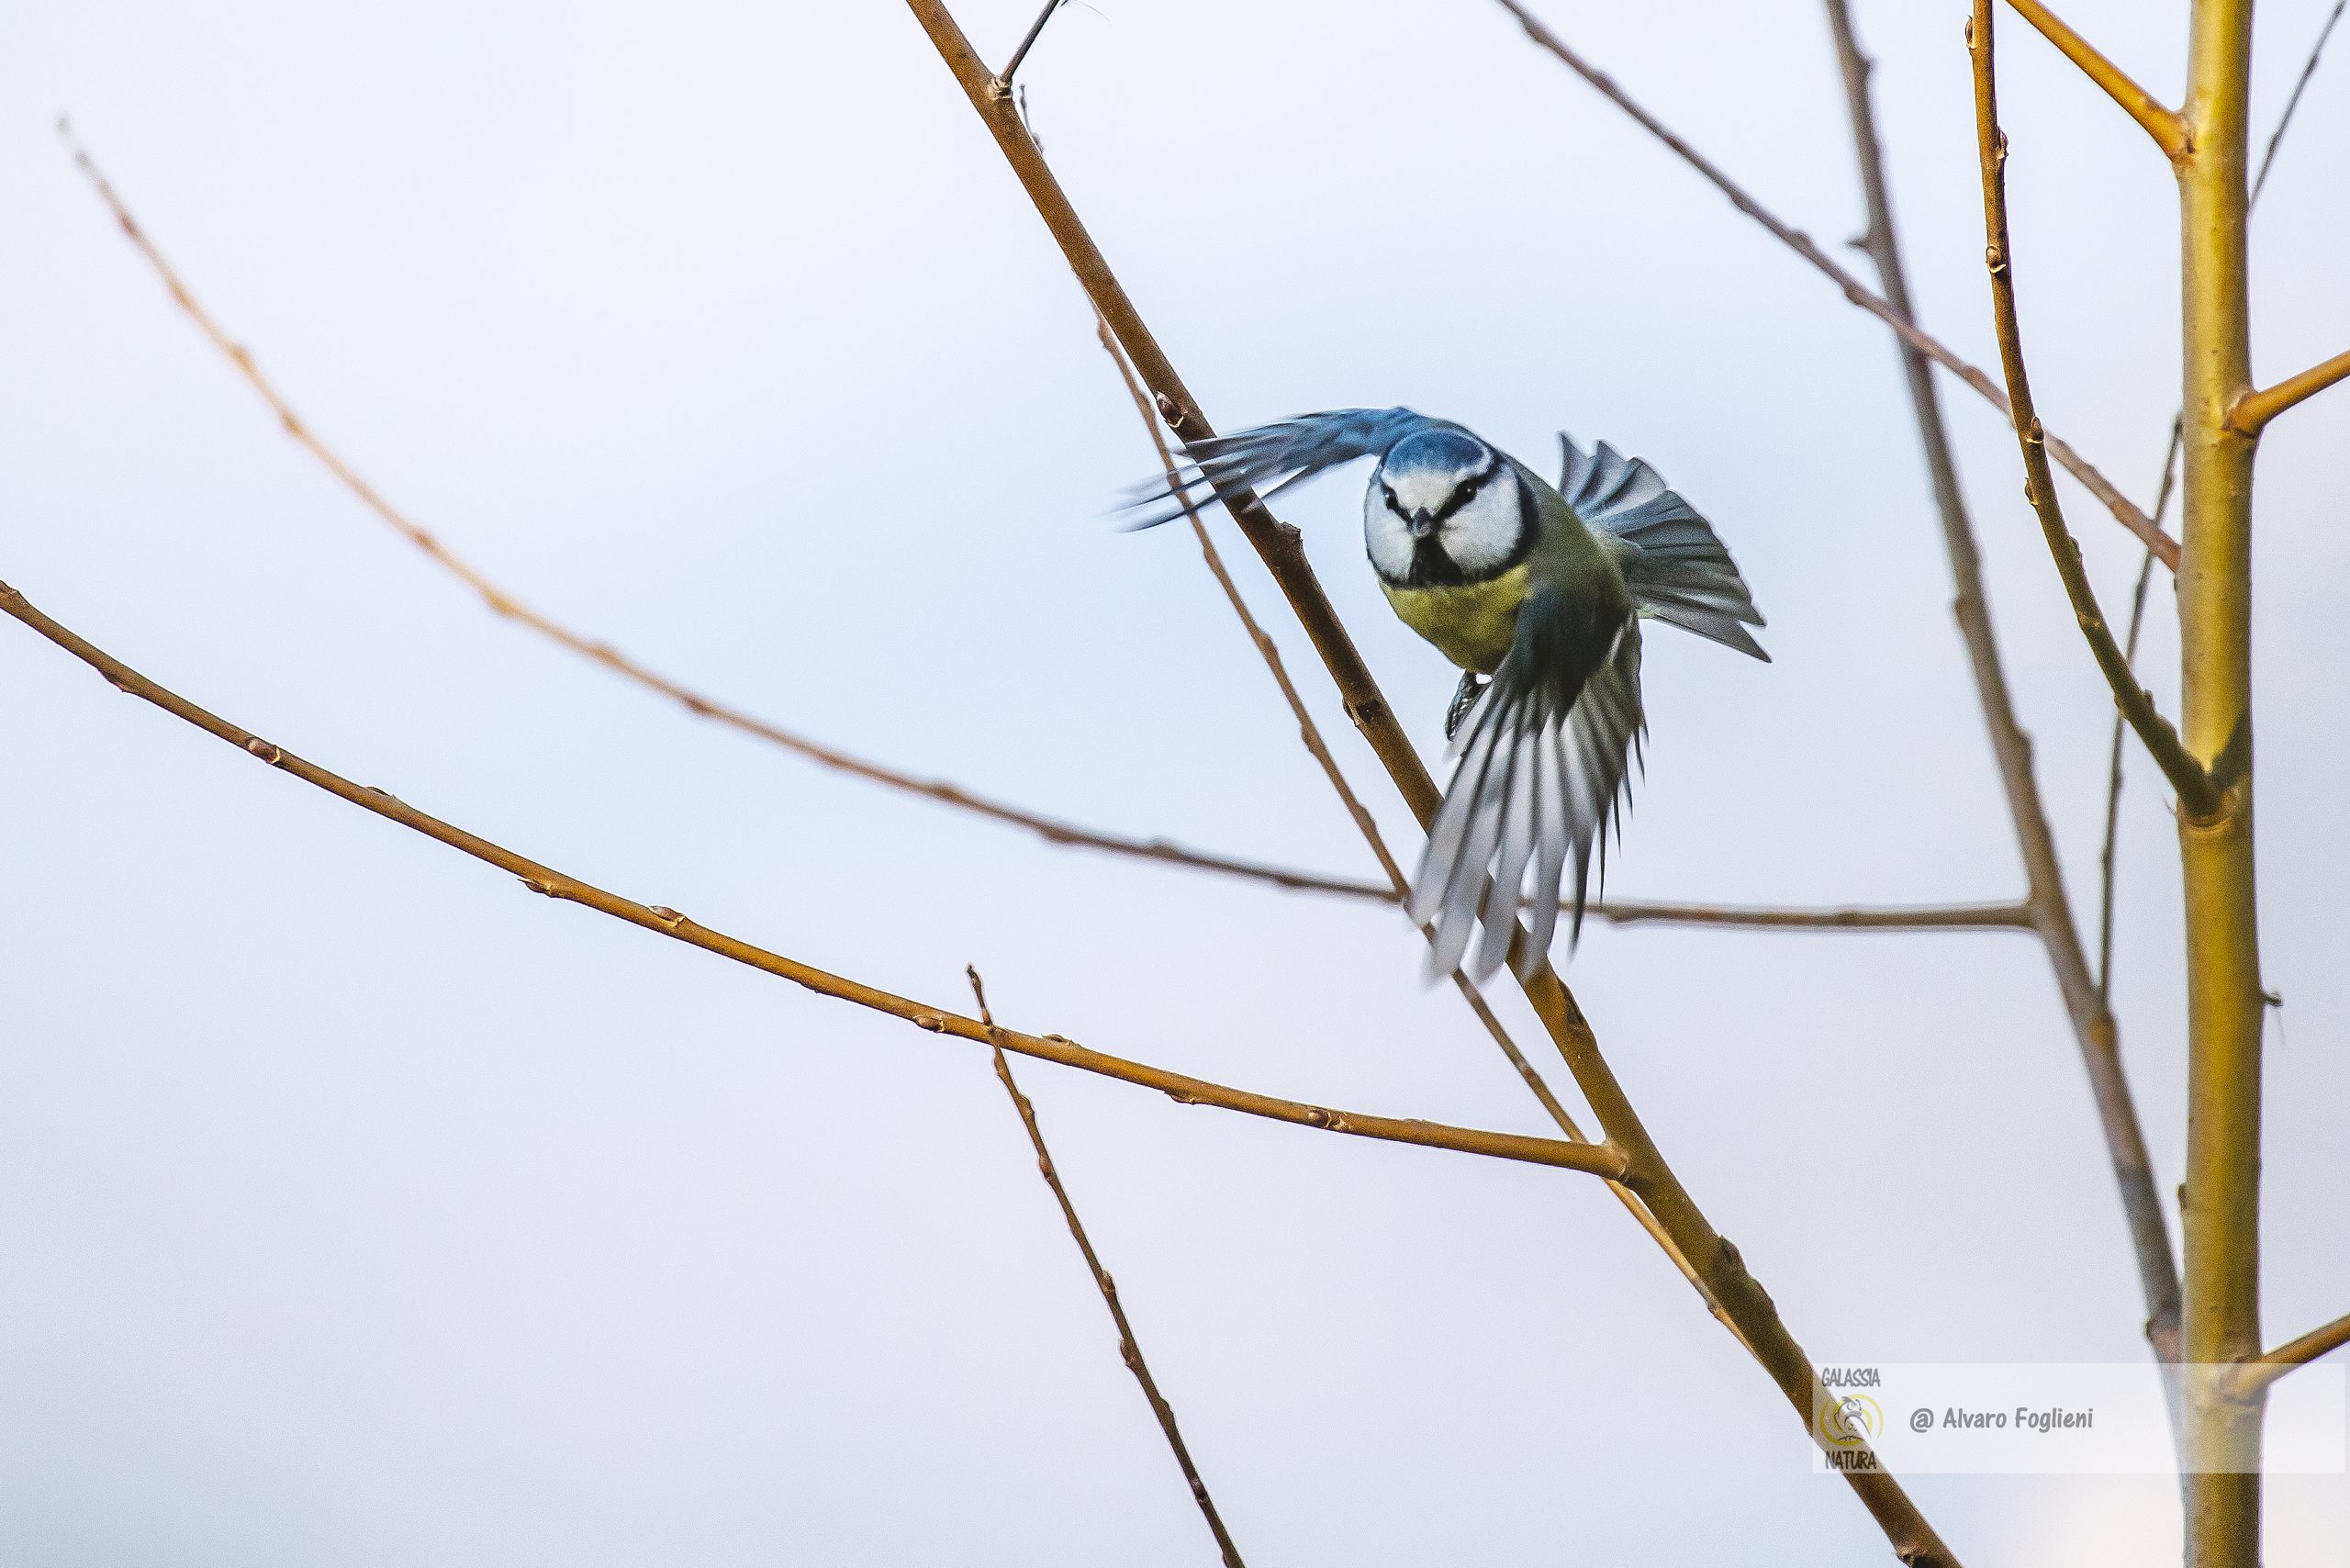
[1444,671,1487,742]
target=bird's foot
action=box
[1443,671,1487,742]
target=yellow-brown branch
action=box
[1968,7,2221,822]
[2226,345,2350,434]
[2003,0,2191,157]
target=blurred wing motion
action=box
[1123,407,1437,528]
[1560,432,1769,662]
[1408,583,1646,982]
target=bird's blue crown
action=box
[1381,427,1491,480]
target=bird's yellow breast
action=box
[1379,564,1533,673]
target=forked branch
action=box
[2002,0,2190,158]
[1968,2,2221,823]
[2251,0,2348,207]
[0,578,1628,1182]
[2227,346,2350,435]
[2232,1309,2350,1397]
[1489,0,2178,570]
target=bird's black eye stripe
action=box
[1434,470,1485,522]
[1382,484,1405,515]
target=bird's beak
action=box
[1407,509,1439,538]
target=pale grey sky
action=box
[3,1,2345,1562]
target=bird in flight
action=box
[1130,409,1766,981]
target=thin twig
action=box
[906,7,1959,1560]
[0,578,1628,1181]
[992,0,1067,90]
[968,968,1247,1568]
[1490,0,2177,571]
[2098,426,2178,1002]
[2251,0,2347,206]
[1818,0,2186,1379]
[1093,320,1413,903]
[2232,1308,2350,1397]
[1969,6,2221,821]
[1598,899,2032,930]
[2000,0,2189,156]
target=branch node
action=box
[243,736,283,765]
[912,1012,948,1032]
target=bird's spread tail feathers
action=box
[1411,609,1644,983]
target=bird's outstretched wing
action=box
[1124,408,1438,529]
[1559,433,1768,662]
[1409,584,1645,982]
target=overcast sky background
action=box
[4,0,2345,1562]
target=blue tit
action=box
[1129,409,1766,982]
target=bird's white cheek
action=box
[1442,487,1525,576]
[1364,488,1416,579]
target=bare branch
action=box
[2098,428,2179,1003]
[906,6,1960,1560]
[992,0,1067,90]
[0,578,1629,1182]
[1970,5,2221,822]
[2227,345,2350,435]
[2251,0,2347,205]
[2093,554,2155,986]
[1489,0,2177,571]
[2232,1309,2350,1397]
[1607,899,2033,931]
[968,969,1248,1568]
[1821,0,2184,1376]
[2001,0,2190,157]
